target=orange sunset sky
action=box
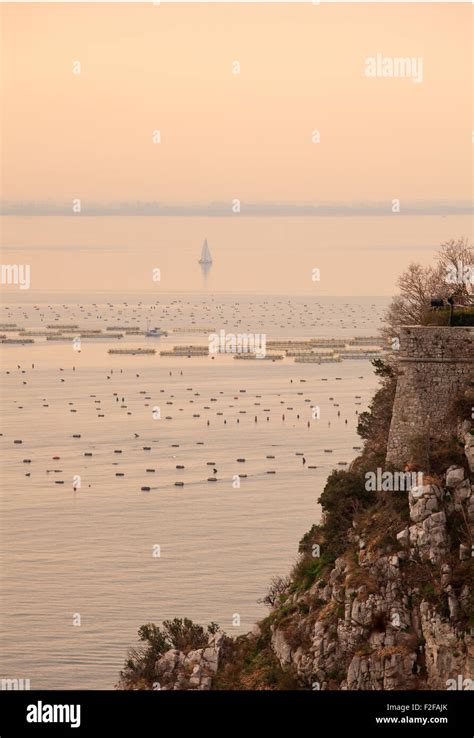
[1,2,472,205]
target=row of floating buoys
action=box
[4,336,371,496]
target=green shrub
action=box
[318,470,375,560]
[118,618,219,689]
[356,359,396,460]
[429,436,467,475]
[424,306,474,326]
[291,554,331,592]
[422,583,436,602]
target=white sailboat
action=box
[198,238,212,264]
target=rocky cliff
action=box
[119,364,473,692]
[263,423,473,691]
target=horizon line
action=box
[1,200,472,217]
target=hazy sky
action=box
[1,3,472,204]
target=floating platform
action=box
[233,353,283,360]
[160,349,208,356]
[46,324,79,329]
[108,348,156,355]
[294,355,341,363]
[339,351,383,359]
[2,338,34,344]
[349,336,384,346]
[106,326,140,331]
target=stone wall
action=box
[386,326,474,468]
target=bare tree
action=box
[258,575,291,608]
[382,238,473,343]
[436,238,473,304]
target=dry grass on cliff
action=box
[213,627,300,691]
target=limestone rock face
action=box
[345,651,417,691]
[461,421,474,474]
[446,466,465,488]
[420,603,471,690]
[271,628,293,667]
[265,450,473,692]
[408,511,448,564]
[154,632,227,690]
[408,484,442,524]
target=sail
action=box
[199,238,212,264]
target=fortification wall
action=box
[386,326,474,467]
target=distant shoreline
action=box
[1,205,472,218]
